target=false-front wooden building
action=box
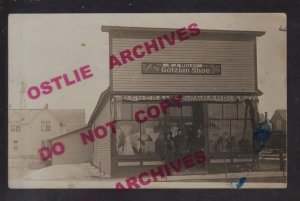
[87,25,265,177]
[51,25,265,178]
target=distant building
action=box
[8,104,86,159]
[269,109,287,150]
[271,110,287,134]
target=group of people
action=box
[155,127,205,163]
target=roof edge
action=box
[101,25,265,37]
[88,87,111,125]
[49,125,91,141]
[111,90,264,96]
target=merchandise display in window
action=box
[116,121,140,155]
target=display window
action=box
[238,103,247,119]
[208,103,253,154]
[114,101,194,157]
[182,106,193,117]
[132,104,148,119]
[116,103,132,120]
[149,103,166,119]
[209,120,230,153]
[116,121,140,155]
[223,104,237,119]
[141,121,162,154]
[168,106,181,117]
[116,120,164,156]
[115,102,253,157]
[115,101,165,156]
[208,104,222,119]
[231,120,252,153]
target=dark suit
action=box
[190,134,205,153]
[173,134,186,159]
[163,139,175,162]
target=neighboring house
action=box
[269,109,287,150]
[271,110,287,134]
[8,104,86,159]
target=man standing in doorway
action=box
[163,132,175,163]
[190,128,205,153]
[173,128,186,159]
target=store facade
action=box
[89,25,265,178]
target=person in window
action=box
[190,128,205,153]
[186,127,194,154]
[173,128,186,159]
[154,121,165,157]
[163,132,175,163]
[229,136,236,152]
[215,137,223,153]
[155,133,165,159]
[222,134,230,152]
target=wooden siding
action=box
[52,127,93,165]
[92,98,112,178]
[111,39,256,93]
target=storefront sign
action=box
[121,95,171,101]
[110,23,201,70]
[141,62,221,75]
[119,95,255,103]
[182,95,254,102]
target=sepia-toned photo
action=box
[8,13,287,189]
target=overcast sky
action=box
[8,13,286,123]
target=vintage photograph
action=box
[8,13,286,188]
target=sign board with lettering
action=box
[117,95,256,103]
[141,62,221,75]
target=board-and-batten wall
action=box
[111,39,256,93]
[51,127,93,165]
[92,98,112,178]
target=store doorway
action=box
[192,103,204,131]
[168,103,205,152]
[169,103,207,174]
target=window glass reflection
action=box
[208,104,222,119]
[116,103,132,120]
[209,120,230,153]
[223,104,237,119]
